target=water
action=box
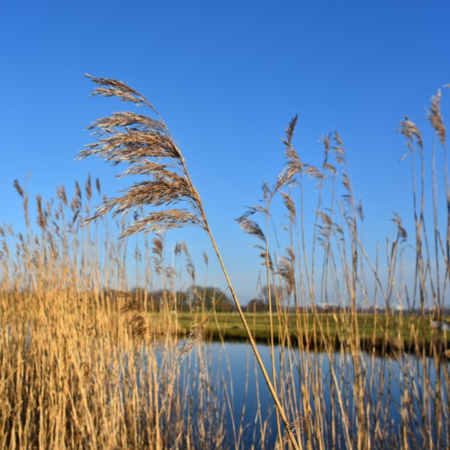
[175,341,450,449]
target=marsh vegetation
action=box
[1,77,449,449]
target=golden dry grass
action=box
[1,77,449,449]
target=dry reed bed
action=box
[0,179,229,449]
[0,294,229,449]
[1,77,450,449]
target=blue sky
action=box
[1,1,449,304]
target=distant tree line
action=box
[128,285,236,312]
[99,285,282,313]
[96,287,450,315]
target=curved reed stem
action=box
[79,75,300,449]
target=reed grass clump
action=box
[0,177,232,449]
[77,74,300,449]
[0,77,449,449]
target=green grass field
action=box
[174,312,450,353]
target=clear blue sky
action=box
[1,1,449,304]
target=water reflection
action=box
[176,341,449,449]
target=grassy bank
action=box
[176,312,450,353]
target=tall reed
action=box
[1,77,449,449]
[0,178,232,449]
[77,75,299,448]
[233,84,450,449]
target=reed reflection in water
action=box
[164,341,449,449]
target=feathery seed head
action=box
[78,75,207,237]
[427,89,446,148]
[398,116,423,150]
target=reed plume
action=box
[78,75,205,236]
[78,75,300,449]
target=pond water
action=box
[174,340,449,449]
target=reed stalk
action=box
[77,75,300,450]
[1,77,449,449]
